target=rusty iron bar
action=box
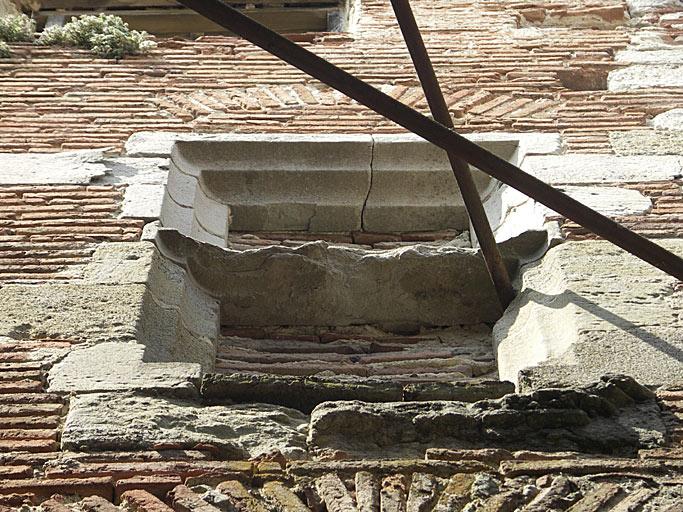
[390,0,514,308]
[176,0,683,281]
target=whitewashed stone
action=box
[610,130,683,155]
[615,48,683,64]
[121,183,166,219]
[557,186,652,216]
[608,65,683,91]
[522,154,682,183]
[0,150,107,184]
[626,0,683,17]
[652,108,683,130]
[514,132,564,158]
[62,392,309,459]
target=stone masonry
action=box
[0,0,681,509]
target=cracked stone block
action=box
[61,392,310,459]
[494,240,683,389]
[364,134,516,232]
[169,135,373,233]
[47,342,200,397]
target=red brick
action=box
[45,461,252,481]
[115,475,183,500]
[0,476,112,500]
[0,429,57,441]
[0,439,59,453]
[0,466,32,480]
[0,493,34,507]
[120,490,173,512]
[0,404,64,417]
[79,495,120,512]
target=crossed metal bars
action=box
[177,0,683,299]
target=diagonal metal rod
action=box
[176,0,683,281]
[390,0,514,308]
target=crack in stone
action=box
[360,135,375,231]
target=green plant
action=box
[36,25,67,46]
[37,14,156,59]
[0,41,10,58]
[0,13,35,42]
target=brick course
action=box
[0,0,675,153]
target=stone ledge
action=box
[158,229,508,327]
[158,133,558,237]
[307,375,666,459]
[60,392,310,460]
[200,373,514,413]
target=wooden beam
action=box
[37,0,340,10]
[34,6,335,34]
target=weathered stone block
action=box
[167,135,373,233]
[494,239,683,389]
[364,134,515,232]
[0,283,145,343]
[0,150,107,184]
[47,343,200,397]
[168,233,505,326]
[62,392,309,460]
[308,376,666,458]
[522,154,682,183]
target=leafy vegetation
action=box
[0,40,10,58]
[0,12,156,59]
[38,14,155,58]
[0,13,35,42]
